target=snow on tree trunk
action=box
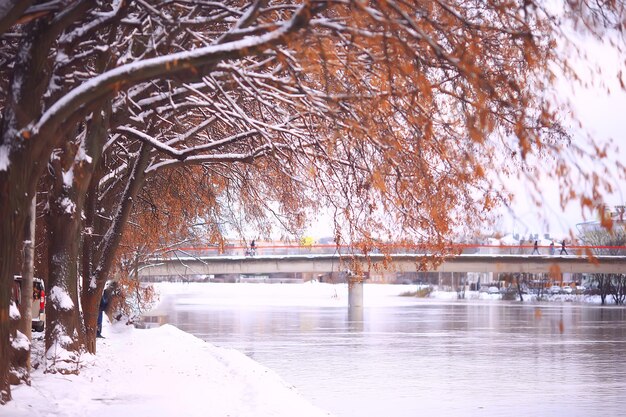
[14,195,36,383]
[0,156,38,402]
[44,139,89,374]
[8,330,30,386]
[0,16,70,399]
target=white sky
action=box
[502,35,626,238]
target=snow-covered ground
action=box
[3,319,332,417]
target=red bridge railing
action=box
[155,243,626,259]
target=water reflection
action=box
[164,293,626,417]
[347,306,364,332]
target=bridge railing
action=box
[154,243,626,259]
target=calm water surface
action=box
[162,287,626,417]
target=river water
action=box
[158,283,626,417]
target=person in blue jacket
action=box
[97,288,110,338]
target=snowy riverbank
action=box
[2,320,332,417]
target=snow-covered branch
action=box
[59,0,126,46]
[144,145,272,173]
[31,3,314,138]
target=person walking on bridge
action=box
[532,241,539,255]
[248,239,256,256]
[560,240,568,255]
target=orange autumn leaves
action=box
[117,1,619,259]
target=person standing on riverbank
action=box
[97,288,110,338]
[560,240,568,255]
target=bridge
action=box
[139,252,626,277]
[138,244,626,307]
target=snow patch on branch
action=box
[0,144,9,171]
[60,197,76,214]
[9,301,20,320]
[62,167,74,187]
[49,286,75,310]
[76,140,93,164]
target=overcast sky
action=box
[303,35,626,242]
[503,35,626,239]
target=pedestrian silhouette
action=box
[532,240,539,255]
[560,240,568,255]
[246,239,257,256]
[549,241,555,255]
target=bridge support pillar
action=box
[348,275,364,308]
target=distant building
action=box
[577,205,626,235]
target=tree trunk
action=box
[0,15,74,398]
[76,107,110,354]
[83,143,151,353]
[0,161,35,402]
[44,137,89,374]
[516,274,524,302]
[45,203,85,373]
[13,195,36,383]
[82,162,103,355]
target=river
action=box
[157,283,626,417]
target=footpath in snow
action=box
[2,321,332,417]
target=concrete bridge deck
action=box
[138,253,626,277]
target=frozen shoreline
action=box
[3,320,333,417]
